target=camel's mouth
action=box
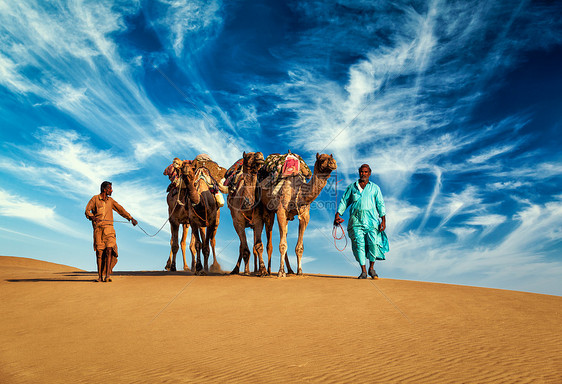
[249,160,264,172]
[320,158,337,173]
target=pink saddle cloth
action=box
[281,154,300,177]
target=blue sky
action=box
[1,0,561,295]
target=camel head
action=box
[180,160,200,204]
[242,151,265,175]
[180,160,196,181]
[314,153,337,176]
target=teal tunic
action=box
[337,181,389,265]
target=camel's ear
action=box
[316,153,320,160]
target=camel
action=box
[226,152,268,276]
[165,164,199,272]
[185,164,223,274]
[260,153,337,277]
[165,163,221,273]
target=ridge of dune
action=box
[1,256,561,383]
[0,256,83,272]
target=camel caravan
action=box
[164,151,337,277]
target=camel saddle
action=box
[261,151,312,182]
[259,151,312,196]
[223,158,244,195]
[192,154,227,184]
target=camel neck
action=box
[300,172,330,205]
[238,172,258,208]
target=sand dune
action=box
[1,256,561,383]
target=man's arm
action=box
[85,197,97,224]
[112,200,138,226]
[373,186,386,232]
[334,184,353,225]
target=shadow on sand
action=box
[5,270,356,283]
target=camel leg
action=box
[229,211,245,275]
[192,225,203,275]
[254,238,258,273]
[199,227,211,274]
[210,210,221,270]
[201,227,209,272]
[285,252,294,275]
[252,210,267,276]
[277,210,289,278]
[265,210,274,275]
[180,224,189,271]
[166,248,173,271]
[231,254,242,275]
[294,207,310,275]
[167,219,180,272]
[189,231,197,272]
[232,213,251,275]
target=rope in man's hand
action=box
[92,218,170,238]
[332,223,348,251]
[332,168,348,251]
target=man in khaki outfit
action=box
[85,181,137,282]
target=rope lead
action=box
[332,223,348,251]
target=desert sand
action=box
[1,256,561,383]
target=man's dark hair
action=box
[100,181,112,193]
[358,164,372,173]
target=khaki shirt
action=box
[85,194,132,228]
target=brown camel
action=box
[165,163,220,273]
[226,152,268,276]
[166,163,199,272]
[260,153,337,277]
[185,165,222,274]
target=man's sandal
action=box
[368,269,379,279]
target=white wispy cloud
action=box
[0,128,135,197]
[113,180,169,231]
[387,194,562,294]
[467,144,518,164]
[0,0,247,165]
[435,186,482,230]
[0,188,85,239]
[150,0,223,57]
[465,213,506,238]
[486,181,528,191]
[386,197,423,236]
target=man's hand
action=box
[131,218,138,226]
[334,212,344,226]
[378,216,386,232]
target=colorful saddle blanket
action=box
[223,158,243,188]
[262,152,312,183]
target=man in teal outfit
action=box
[334,164,388,279]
